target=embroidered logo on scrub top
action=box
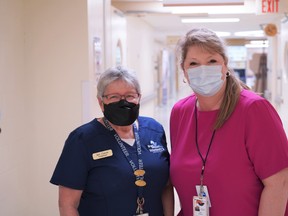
[147,140,165,153]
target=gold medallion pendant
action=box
[134,169,145,176]
[135,179,146,187]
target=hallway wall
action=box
[0,1,28,215]
[126,16,158,116]
[25,1,89,215]
[0,0,288,215]
[0,0,106,215]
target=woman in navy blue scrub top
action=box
[50,66,174,216]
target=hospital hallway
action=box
[1,0,288,215]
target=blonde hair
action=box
[177,28,249,129]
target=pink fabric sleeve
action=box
[245,99,288,180]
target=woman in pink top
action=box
[170,28,288,216]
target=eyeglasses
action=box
[102,93,140,103]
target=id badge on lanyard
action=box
[193,103,214,216]
[193,196,209,216]
[103,118,149,216]
[134,197,149,216]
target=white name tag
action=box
[196,185,212,207]
[193,196,209,216]
[92,149,113,160]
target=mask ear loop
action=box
[183,72,188,83]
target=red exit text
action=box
[262,0,280,13]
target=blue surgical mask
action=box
[187,65,224,97]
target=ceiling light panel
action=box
[163,0,244,6]
[234,30,264,37]
[169,1,255,14]
[181,18,240,23]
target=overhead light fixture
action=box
[163,0,244,6]
[215,31,232,37]
[170,5,254,14]
[181,18,240,23]
[234,30,264,37]
[168,1,254,14]
[250,40,269,45]
[245,40,269,48]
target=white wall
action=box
[85,0,108,123]
[0,1,29,215]
[25,1,90,214]
[110,6,127,67]
[0,0,106,215]
[125,16,158,116]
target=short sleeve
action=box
[50,130,90,190]
[245,99,288,180]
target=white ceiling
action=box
[111,0,286,41]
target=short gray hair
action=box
[97,65,141,98]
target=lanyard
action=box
[194,102,216,193]
[103,118,146,214]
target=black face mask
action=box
[103,99,140,126]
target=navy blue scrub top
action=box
[50,116,170,216]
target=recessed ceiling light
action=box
[163,0,244,6]
[245,43,269,48]
[245,40,269,48]
[181,18,240,23]
[171,5,254,14]
[215,31,232,37]
[250,40,268,45]
[234,30,264,37]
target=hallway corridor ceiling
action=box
[111,0,286,40]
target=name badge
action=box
[92,149,113,160]
[196,185,211,207]
[193,196,209,216]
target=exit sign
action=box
[256,0,287,14]
[262,0,280,13]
